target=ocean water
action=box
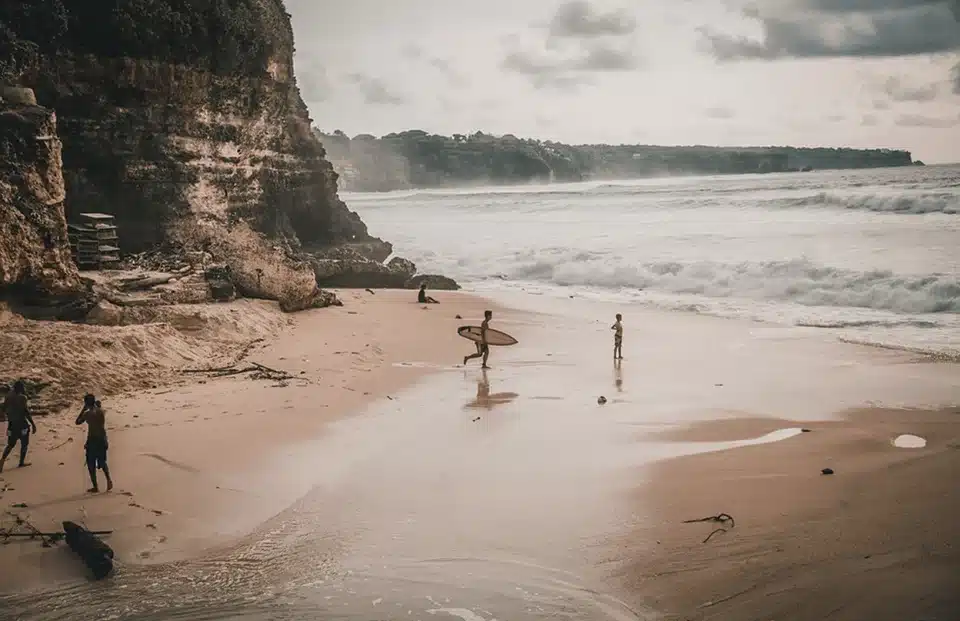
[4,167,959,621]
[346,165,960,357]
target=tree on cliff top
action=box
[1,0,277,83]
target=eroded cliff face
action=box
[0,101,81,298]
[1,0,390,309]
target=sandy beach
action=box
[1,289,958,620]
[0,289,512,591]
[617,406,960,621]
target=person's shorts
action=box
[85,439,108,470]
[614,335,623,346]
[5,425,28,447]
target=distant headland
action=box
[315,130,915,193]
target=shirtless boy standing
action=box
[611,314,623,360]
[76,394,113,493]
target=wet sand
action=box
[1,291,958,620]
[617,407,960,621]
[0,289,513,591]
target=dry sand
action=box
[0,289,507,590]
[616,406,960,621]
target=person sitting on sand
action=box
[0,380,37,473]
[463,310,493,369]
[76,394,113,493]
[418,283,439,304]
[611,313,623,360]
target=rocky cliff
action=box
[0,97,82,300]
[1,0,404,311]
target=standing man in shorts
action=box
[76,394,113,493]
[0,380,37,472]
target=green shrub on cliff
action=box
[1,0,276,82]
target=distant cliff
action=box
[316,130,915,192]
[0,1,400,310]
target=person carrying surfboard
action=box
[611,313,623,360]
[463,310,493,369]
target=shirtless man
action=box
[417,283,439,304]
[76,394,113,492]
[0,381,37,472]
[463,310,493,369]
[611,313,624,360]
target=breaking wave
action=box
[503,255,960,314]
[782,192,959,214]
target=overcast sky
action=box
[287,0,960,163]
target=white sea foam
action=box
[354,165,960,356]
[784,192,959,214]
[505,255,959,314]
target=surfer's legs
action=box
[481,344,490,369]
[464,342,483,365]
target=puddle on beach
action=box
[893,434,927,448]
[641,427,807,461]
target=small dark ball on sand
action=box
[597,396,607,405]
[821,468,834,475]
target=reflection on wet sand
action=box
[464,369,519,410]
[614,360,623,392]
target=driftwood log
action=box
[63,521,114,580]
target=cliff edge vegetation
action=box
[316,129,915,192]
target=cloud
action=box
[700,1,960,61]
[825,113,846,122]
[502,42,637,88]
[297,63,332,102]
[880,75,940,102]
[577,44,638,70]
[428,57,469,86]
[860,113,879,126]
[704,106,736,119]
[548,1,637,38]
[895,112,960,127]
[402,44,423,60]
[798,0,950,12]
[345,73,405,105]
[503,2,640,89]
